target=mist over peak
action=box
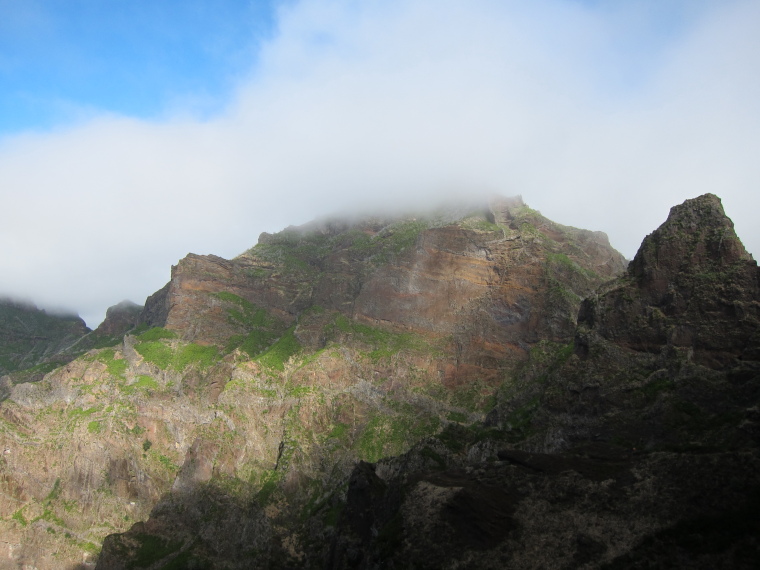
[1,0,758,327]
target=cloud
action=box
[1,0,758,327]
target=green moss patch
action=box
[256,328,302,371]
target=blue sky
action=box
[1,0,758,326]
[0,0,279,133]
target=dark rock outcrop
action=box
[579,193,759,367]
[331,194,760,569]
[94,300,143,338]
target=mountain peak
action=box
[629,193,752,290]
[578,193,760,367]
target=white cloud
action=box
[1,0,758,327]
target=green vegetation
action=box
[256,471,282,505]
[135,341,173,369]
[545,252,598,281]
[11,508,28,526]
[247,217,430,272]
[227,329,280,358]
[370,219,429,264]
[45,478,62,502]
[134,337,219,371]
[69,406,99,419]
[213,292,285,358]
[122,375,160,395]
[447,411,468,423]
[256,328,301,370]
[175,343,219,369]
[107,358,127,377]
[87,420,102,434]
[97,349,128,377]
[34,508,65,526]
[136,327,178,341]
[328,422,350,441]
[461,213,502,233]
[287,385,313,398]
[214,292,269,324]
[157,454,177,472]
[329,314,431,361]
[356,410,441,463]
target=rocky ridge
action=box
[0,196,624,569]
[4,195,753,568]
[0,299,89,377]
[324,194,760,569]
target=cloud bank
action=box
[1,0,759,327]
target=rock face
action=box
[11,194,756,569]
[581,193,759,367]
[324,194,759,569]
[0,298,90,376]
[0,196,629,569]
[94,300,143,339]
[140,196,625,378]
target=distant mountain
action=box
[0,298,89,376]
[2,195,757,569]
[0,298,144,392]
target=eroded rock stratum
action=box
[6,195,757,569]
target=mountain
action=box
[0,299,89,377]
[2,194,757,569]
[0,298,145,395]
[323,193,760,569]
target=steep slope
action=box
[0,299,146,397]
[0,196,626,569]
[0,299,89,377]
[324,194,760,569]
[142,196,624,380]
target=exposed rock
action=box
[17,194,746,569]
[142,198,626,379]
[358,194,760,569]
[580,193,760,367]
[94,300,143,338]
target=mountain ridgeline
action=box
[0,195,757,569]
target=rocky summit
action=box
[0,194,757,569]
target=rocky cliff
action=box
[6,194,750,569]
[322,194,760,569]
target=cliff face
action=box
[0,196,629,569]
[4,194,757,569]
[323,194,759,569]
[142,196,625,378]
[0,299,90,377]
[581,193,759,367]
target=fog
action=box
[1,0,758,327]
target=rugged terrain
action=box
[3,194,757,569]
[325,193,760,568]
[0,196,624,568]
[0,299,89,378]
